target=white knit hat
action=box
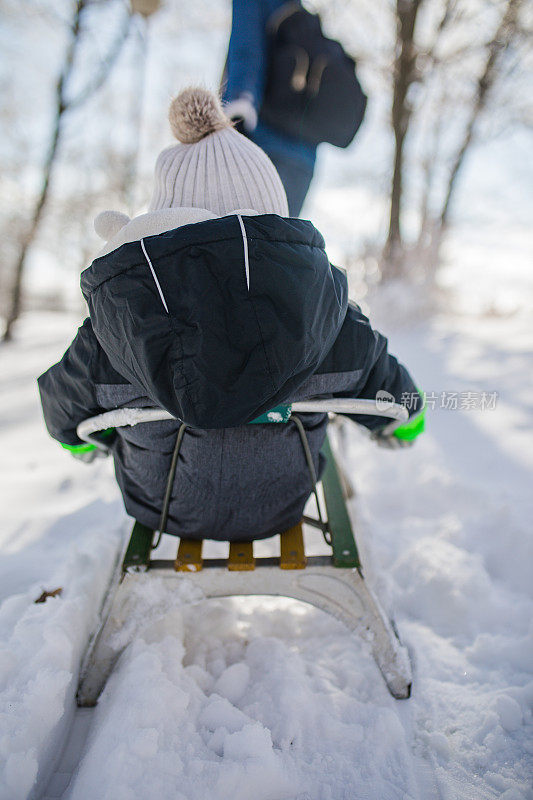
[148,88,289,217]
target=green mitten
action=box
[374,396,426,449]
[393,404,426,442]
[60,441,105,463]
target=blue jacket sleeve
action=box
[224,0,285,107]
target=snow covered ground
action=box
[1,240,532,798]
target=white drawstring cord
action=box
[140,238,169,314]
[236,214,250,291]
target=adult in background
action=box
[223,0,367,217]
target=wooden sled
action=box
[75,400,412,706]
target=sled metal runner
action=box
[76,400,412,706]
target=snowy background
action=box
[1,1,532,798]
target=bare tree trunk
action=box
[2,1,131,342]
[2,1,86,342]
[437,0,522,239]
[383,0,423,276]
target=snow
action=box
[1,223,533,800]
[1,298,532,800]
[64,599,420,800]
[2,0,532,794]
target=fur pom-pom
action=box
[168,88,230,144]
[94,210,131,240]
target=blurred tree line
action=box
[0,0,531,340]
[319,0,531,282]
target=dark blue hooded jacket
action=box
[38,215,421,541]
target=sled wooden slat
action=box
[228,541,255,571]
[321,438,361,569]
[279,523,306,569]
[122,521,154,572]
[175,539,203,572]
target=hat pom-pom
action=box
[94,210,131,240]
[168,88,230,144]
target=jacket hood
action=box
[81,213,348,428]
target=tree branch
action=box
[439,0,523,229]
[2,0,132,341]
[66,9,132,111]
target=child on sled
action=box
[38,88,424,544]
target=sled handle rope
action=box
[76,399,409,451]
